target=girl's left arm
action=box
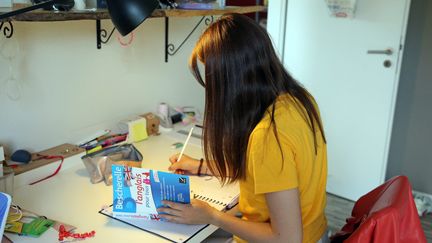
[157,188,303,243]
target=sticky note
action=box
[130,119,148,143]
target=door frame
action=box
[379,0,411,184]
[267,0,288,60]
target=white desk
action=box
[8,133,222,242]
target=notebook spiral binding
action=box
[193,194,227,207]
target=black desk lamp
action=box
[107,0,159,36]
[0,0,159,36]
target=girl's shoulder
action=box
[251,93,320,149]
[257,94,311,129]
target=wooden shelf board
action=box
[10,143,84,175]
[154,6,267,17]
[0,6,266,22]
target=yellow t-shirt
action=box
[235,94,327,243]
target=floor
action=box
[326,193,432,242]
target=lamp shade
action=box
[107,0,159,36]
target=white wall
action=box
[267,0,287,59]
[0,18,206,153]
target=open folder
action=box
[0,192,11,239]
[99,175,239,243]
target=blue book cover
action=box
[112,165,190,220]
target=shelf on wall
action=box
[0,5,266,62]
[0,5,266,21]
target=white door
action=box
[268,0,411,200]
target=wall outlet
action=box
[0,0,12,7]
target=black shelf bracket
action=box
[0,21,14,38]
[96,19,115,49]
[165,15,214,63]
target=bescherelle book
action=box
[112,164,190,220]
[101,164,239,243]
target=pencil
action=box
[178,126,194,162]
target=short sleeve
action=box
[248,127,299,194]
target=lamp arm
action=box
[0,0,63,20]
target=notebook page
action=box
[190,175,239,211]
[100,207,207,243]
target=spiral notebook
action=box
[99,175,239,243]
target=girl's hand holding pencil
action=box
[170,126,194,175]
[168,154,201,175]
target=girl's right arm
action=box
[168,154,218,176]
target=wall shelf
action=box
[0,6,266,21]
[1,5,266,62]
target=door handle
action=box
[367,48,393,55]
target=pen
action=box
[175,127,194,174]
[178,126,194,162]
[78,129,111,147]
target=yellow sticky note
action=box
[130,119,148,143]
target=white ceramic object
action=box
[73,0,86,10]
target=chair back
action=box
[331,175,427,243]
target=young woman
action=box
[157,13,328,243]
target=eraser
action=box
[171,142,183,149]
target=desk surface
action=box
[8,131,221,243]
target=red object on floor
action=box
[330,175,427,243]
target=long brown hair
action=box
[190,13,326,184]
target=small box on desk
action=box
[139,113,160,136]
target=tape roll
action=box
[158,103,169,119]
